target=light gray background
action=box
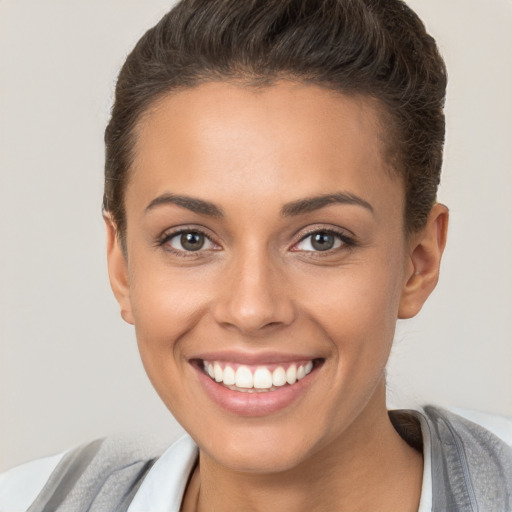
[1,0,511,472]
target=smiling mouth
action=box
[196,359,324,393]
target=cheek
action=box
[296,257,405,431]
[128,261,211,383]
[128,271,213,424]
[297,253,405,370]
[306,258,402,329]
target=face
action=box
[107,81,443,474]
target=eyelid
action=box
[290,226,356,252]
[169,231,216,251]
[156,224,355,255]
[157,226,221,254]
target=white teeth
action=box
[214,362,223,382]
[223,365,236,385]
[286,364,297,385]
[203,360,316,390]
[272,367,287,387]
[235,365,253,388]
[253,367,273,389]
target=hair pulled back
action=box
[104,0,447,240]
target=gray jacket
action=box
[26,407,512,512]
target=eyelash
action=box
[157,227,356,257]
[292,228,356,255]
[157,228,219,258]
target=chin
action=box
[193,419,324,474]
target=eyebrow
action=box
[145,191,373,218]
[281,192,374,216]
[145,193,224,217]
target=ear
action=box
[104,214,134,325]
[398,203,449,319]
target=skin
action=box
[106,81,448,512]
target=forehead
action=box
[128,81,403,218]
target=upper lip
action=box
[191,350,322,365]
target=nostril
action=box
[262,321,284,329]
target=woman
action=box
[1,0,511,511]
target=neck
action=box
[183,382,423,512]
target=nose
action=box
[212,247,296,335]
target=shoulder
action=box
[420,406,512,511]
[421,405,512,451]
[448,407,512,446]
[0,436,170,512]
[0,450,67,512]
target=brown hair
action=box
[104,0,447,241]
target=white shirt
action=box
[1,408,510,512]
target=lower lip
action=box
[193,364,319,417]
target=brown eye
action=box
[167,231,214,252]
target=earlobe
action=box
[103,214,134,325]
[398,203,449,319]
